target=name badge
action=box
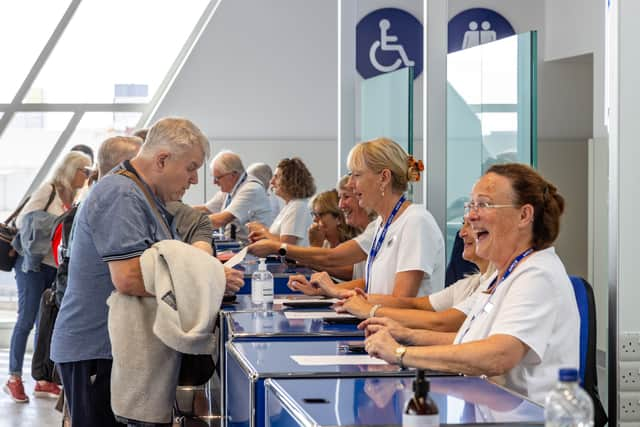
[483,302,494,314]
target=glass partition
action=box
[360,66,413,156]
[446,31,537,261]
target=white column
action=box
[608,0,640,423]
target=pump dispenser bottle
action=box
[403,370,439,426]
[251,258,274,307]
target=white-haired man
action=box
[195,150,272,242]
[51,118,243,427]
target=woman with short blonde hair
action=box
[288,138,445,298]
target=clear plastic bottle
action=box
[403,370,439,426]
[544,368,594,427]
[251,258,274,308]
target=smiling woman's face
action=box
[467,172,522,265]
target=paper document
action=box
[274,298,339,305]
[283,311,355,320]
[223,247,248,268]
[290,355,388,366]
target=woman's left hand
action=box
[365,328,400,364]
[309,272,353,299]
[339,294,373,318]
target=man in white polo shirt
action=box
[196,150,272,242]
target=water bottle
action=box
[403,370,439,426]
[544,368,594,427]
[251,258,274,308]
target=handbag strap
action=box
[43,184,56,213]
[3,183,56,225]
[4,197,31,225]
[115,170,173,238]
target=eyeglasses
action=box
[78,167,93,177]
[213,172,234,182]
[463,201,518,216]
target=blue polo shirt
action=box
[51,161,176,363]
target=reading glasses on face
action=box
[213,171,234,182]
[463,201,518,215]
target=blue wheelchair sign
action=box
[356,8,423,80]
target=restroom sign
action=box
[448,8,515,54]
[356,8,423,80]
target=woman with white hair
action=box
[4,151,91,403]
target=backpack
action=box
[31,203,77,384]
[51,205,79,307]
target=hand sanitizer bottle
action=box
[252,258,274,308]
[403,370,439,426]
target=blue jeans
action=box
[9,255,56,376]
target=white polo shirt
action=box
[269,198,312,246]
[354,205,445,296]
[453,247,579,404]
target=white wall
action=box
[152,0,339,204]
[545,0,606,139]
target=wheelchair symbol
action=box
[369,19,415,73]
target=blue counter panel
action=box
[265,376,545,426]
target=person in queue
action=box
[4,151,91,403]
[285,138,445,298]
[50,118,242,426]
[361,163,579,404]
[194,151,272,242]
[248,175,374,281]
[248,157,316,246]
[308,190,358,248]
[336,219,495,331]
[246,162,283,222]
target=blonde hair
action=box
[347,138,421,193]
[310,190,358,242]
[51,151,91,191]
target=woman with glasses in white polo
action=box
[361,163,579,404]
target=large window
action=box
[0,0,217,301]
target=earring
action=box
[380,186,385,197]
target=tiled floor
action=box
[0,349,63,427]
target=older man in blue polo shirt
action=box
[51,117,242,427]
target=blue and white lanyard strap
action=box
[457,247,534,343]
[484,247,534,294]
[364,194,406,293]
[224,172,247,209]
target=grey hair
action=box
[138,117,210,160]
[211,150,244,174]
[51,151,92,191]
[98,136,143,177]
[246,162,272,190]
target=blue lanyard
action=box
[365,195,406,292]
[224,172,247,208]
[484,247,534,294]
[457,247,534,343]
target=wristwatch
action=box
[395,345,407,368]
[278,243,288,256]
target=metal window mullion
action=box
[0,103,147,113]
[22,111,84,199]
[137,0,222,128]
[0,0,82,138]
